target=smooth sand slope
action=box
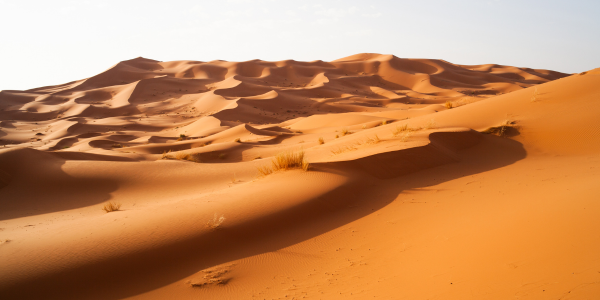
[0,54,599,299]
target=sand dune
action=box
[1,54,599,299]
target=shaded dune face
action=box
[4,55,600,300]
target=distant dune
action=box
[1,54,599,299]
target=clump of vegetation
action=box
[234,138,241,143]
[177,134,187,141]
[102,201,122,213]
[318,137,325,145]
[207,213,226,229]
[365,134,380,145]
[112,143,123,148]
[335,135,339,138]
[256,150,309,176]
[481,120,516,137]
[392,124,420,136]
[341,128,352,136]
[380,120,388,126]
[444,101,453,109]
[400,132,412,142]
[162,150,201,163]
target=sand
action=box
[0,53,599,299]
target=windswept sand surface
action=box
[1,54,599,299]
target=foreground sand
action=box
[0,54,599,299]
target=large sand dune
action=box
[1,54,599,299]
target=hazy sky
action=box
[1,0,598,90]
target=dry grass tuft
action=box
[102,201,121,213]
[392,124,421,136]
[481,120,516,137]
[234,138,241,143]
[207,213,226,229]
[256,165,273,176]
[365,134,380,145]
[444,101,453,109]
[272,150,309,171]
[162,150,201,163]
[381,120,388,126]
[112,143,123,148]
[257,150,309,176]
[331,144,358,155]
[318,137,325,145]
[340,128,351,136]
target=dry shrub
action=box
[481,120,516,137]
[381,120,388,126]
[102,201,121,213]
[444,101,453,109]
[341,128,351,136]
[207,213,226,229]
[162,150,201,163]
[318,137,325,145]
[272,150,309,171]
[112,143,123,148]
[365,134,380,145]
[392,124,420,136]
[234,138,241,143]
[335,135,339,138]
[256,150,309,176]
[256,165,273,176]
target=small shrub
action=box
[335,135,339,138]
[400,132,411,142]
[234,138,241,143]
[444,101,453,109]
[112,143,123,148]
[180,134,187,138]
[365,135,380,145]
[207,213,226,229]
[318,137,325,145]
[257,165,273,176]
[341,128,350,136]
[272,150,309,171]
[381,120,388,126]
[481,120,516,137]
[102,201,121,213]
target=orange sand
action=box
[1,54,599,299]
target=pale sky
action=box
[1,0,599,91]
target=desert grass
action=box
[162,150,201,163]
[364,134,380,145]
[111,143,123,148]
[256,150,309,176]
[318,137,325,145]
[102,201,121,213]
[340,128,351,136]
[234,138,241,143]
[392,124,421,136]
[481,120,516,137]
[380,120,388,126]
[207,213,226,229]
[444,101,453,109]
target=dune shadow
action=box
[0,148,119,220]
[0,134,526,299]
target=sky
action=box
[1,0,599,90]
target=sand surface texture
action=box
[1,54,599,299]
